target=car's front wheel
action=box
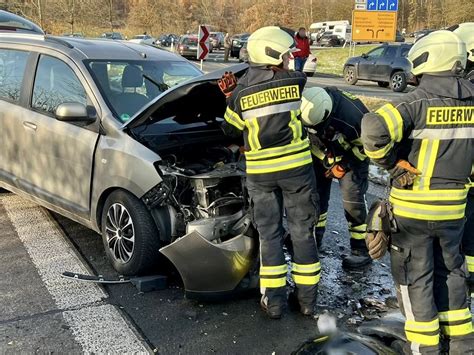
[101,190,161,275]
[344,66,358,85]
[390,71,407,92]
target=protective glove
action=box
[389,159,421,188]
[217,71,237,98]
[365,231,390,260]
[324,164,346,179]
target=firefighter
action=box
[361,30,474,353]
[299,87,372,269]
[451,22,474,292]
[221,26,320,319]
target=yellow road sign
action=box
[352,10,398,42]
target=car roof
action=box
[0,33,186,61]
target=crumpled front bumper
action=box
[159,213,257,296]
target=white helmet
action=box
[408,30,467,76]
[300,87,333,127]
[247,26,297,66]
[451,22,474,62]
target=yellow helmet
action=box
[247,26,296,66]
[408,30,467,76]
[300,87,333,127]
[452,22,474,62]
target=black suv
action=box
[343,43,415,92]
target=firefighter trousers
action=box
[313,158,369,250]
[462,189,474,280]
[390,216,474,354]
[247,165,320,310]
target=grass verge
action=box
[313,45,378,76]
[356,95,388,111]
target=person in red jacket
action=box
[294,27,311,72]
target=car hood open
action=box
[121,63,249,130]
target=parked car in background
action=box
[318,32,344,47]
[239,42,248,62]
[176,35,199,59]
[231,33,249,58]
[129,34,156,45]
[395,30,405,42]
[100,32,124,40]
[414,29,434,42]
[289,54,318,77]
[0,10,44,34]
[62,32,85,38]
[210,32,224,49]
[343,43,415,92]
[156,33,179,47]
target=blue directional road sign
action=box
[366,0,398,11]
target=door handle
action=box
[23,121,37,131]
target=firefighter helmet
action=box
[451,22,474,62]
[300,87,333,127]
[247,26,297,66]
[408,30,467,76]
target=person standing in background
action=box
[224,33,232,62]
[294,27,311,72]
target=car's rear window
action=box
[182,38,197,45]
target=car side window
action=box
[0,49,29,102]
[367,47,385,59]
[400,46,410,57]
[32,55,87,115]
[384,46,398,58]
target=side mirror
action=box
[55,103,95,123]
[362,53,368,58]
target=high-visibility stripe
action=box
[365,141,394,159]
[245,139,309,161]
[390,187,468,202]
[292,273,321,285]
[466,255,474,273]
[292,262,321,273]
[337,135,352,150]
[316,212,327,228]
[289,110,302,144]
[349,223,367,240]
[246,118,261,151]
[351,145,367,161]
[260,264,287,276]
[405,331,439,346]
[241,101,301,120]
[246,150,312,174]
[440,322,473,337]
[438,308,472,322]
[311,145,326,160]
[313,336,329,343]
[411,127,474,140]
[389,196,466,221]
[414,139,440,191]
[405,319,439,332]
[376,104,404,142]
[260,277,286,288]
[224,107,245,130]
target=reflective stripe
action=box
[466,255,474,273]
[260,264,288,276]
[405,331,440,346]
[349,223,367,240]
[401,285,415,321]
[311,145,326,160]
[292,273,321,285]
[405,319,439,332]
[260,277,286,288]
[292,262,321,273]
[224,107,245,130]
[390,196,466,221]
[352,145,367,161]
[337,135,351,150]
[414,139,439,191]
[316,212,328,228]
[391,187,468,202]
[241,101,301,120]
[246,150,312,174]
[289,110,302,144]
[411,127,474,140]
[313,336,329,343]
[365,141,394,159]
[376,104,404,142]
[439,308,472,322]
[245,139,309,161]
[246,118,261,151]
[440,323,473,337]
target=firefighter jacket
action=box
[361,74,474,221]
[309,87,369,167]
[224,67,312,180]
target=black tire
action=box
[101,190,161,275]
[377,81,389,88]
[344,66,358,85]
[390,71,407,92]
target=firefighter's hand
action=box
[366,231,390,260]
[389,160,421,188]
[218,71,237,98]
[325,164,346,179]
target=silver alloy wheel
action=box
[392,74,403,90]
[345,68,354,82]
[105,203,135,264]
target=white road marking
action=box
[1,194,149,353]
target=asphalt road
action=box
[0,182,398,354]
[192,49,409,100]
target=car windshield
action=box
[86,59,202,122]
[182,37,197,45]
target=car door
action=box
[0,48,31,186]
[357,46,385,80]
[373,46,398,81]
[22,53,100,216]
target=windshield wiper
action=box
[143,73,170,92]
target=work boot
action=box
[260,296,283,319]
[300,304,315,317]
[342,249,372,269]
